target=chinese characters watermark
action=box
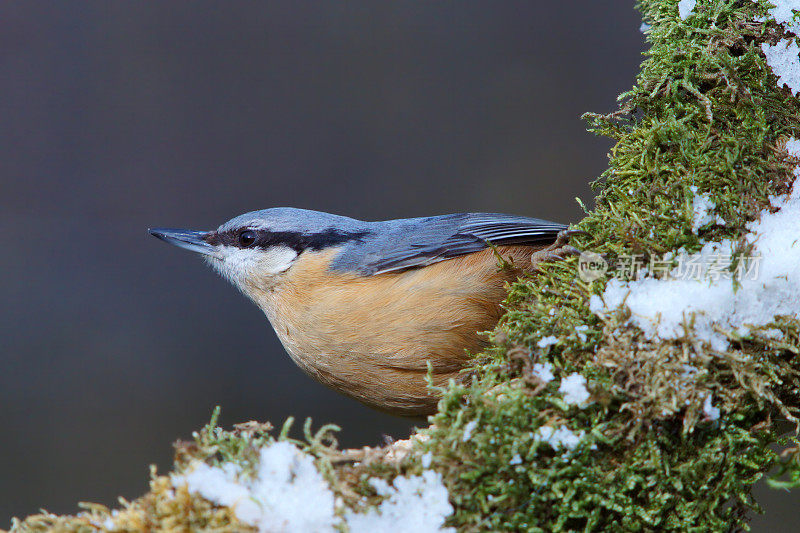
[577,250,762,282]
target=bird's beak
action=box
[148,228,221,258]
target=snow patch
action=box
[462,420,478,442]
[558,373,591,405]
[590,140,800,351]
[532,362,554,383]
[703,394,721,421]
[421,452,433,469]
[173,441,454,533]
[788,136,800,159]
[766,0,800,34]
[536,335,559,348]
[173,442,335,532]
[678,0,696,20]
[345,471,454,533]
[690,186,725,233]
[535,426,584,451]
[762,39,800,96]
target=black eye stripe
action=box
[209,228,372,252]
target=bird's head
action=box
[149,208,370,295]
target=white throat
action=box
[207,245,298,293]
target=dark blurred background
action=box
[0,1,792,528]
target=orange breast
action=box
[257,246,536,416]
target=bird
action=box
[149,208,576,416]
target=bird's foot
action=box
[530,229,586,264]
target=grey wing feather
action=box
[334,213,566,275]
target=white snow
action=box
[575,324,590,342]
[690,186,725,233]
[100,511,118,531]
[703,394,721,421]
[345,471,454,533]
[590,140,800,351]
[535,425,584,451]
[765,0,800,34]
[678,0,696,20]
[558,373,591,405]
[787,137,800,163]
[762,39,800,96]
[760,328,785,339]
[172,442,336,532]
[172,441,454,533]
[421,452,433,469]
[536,335,559,348]
[461,419,478,442]
[509,453,523,465]
[532,362,555,383]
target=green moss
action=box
[419,0,800,530]
[423,380,780,531]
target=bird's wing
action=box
[335,213,567,275]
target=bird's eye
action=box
[238,230,257,248]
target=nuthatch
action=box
[149,208,575,416]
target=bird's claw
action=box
[530,229,586,265]
[551,229,588,249]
